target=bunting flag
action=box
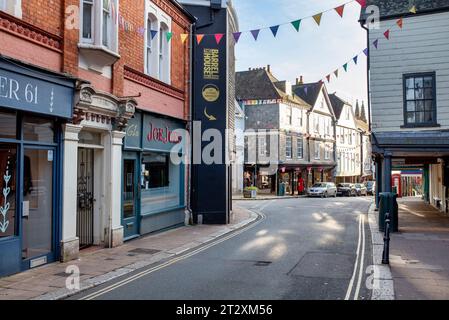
[363,48,369,56]
[196,34,205,45]
[251,29,260,41]
[291,19,301,32]
[409,5,417,14]
[383,29,390,40]
[396,18,403,29]
[343,63,348,72]
[313,13,323,26]
[166,32,173,42]
[356,0,367,8]
[180,34,189,43]
[233,32,242,43]
[334,5,345,18]
[334,70,339,78]
[214,33,224,44]
[150,30,158,40]
[326,75,331,83]
[270,25,280,37]
[373,39,379,49]
[353,55,358,65]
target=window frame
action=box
[297,137,303,159]
[285,136,292,159]
[0,0,22,18]
[314,141,320,160]
[402,72,438,128]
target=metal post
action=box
[384,152,392,193]
[382,212,391,264]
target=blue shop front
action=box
[0,57,75,277]
[122,110,187,239]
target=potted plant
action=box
[243,186,258,199]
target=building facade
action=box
[361,0,449,213]
[0,0,193,277]
[232,100,244,194]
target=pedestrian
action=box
[298,177,305,195]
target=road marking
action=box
[79,210,266,300]
[345,215,362,300]
[354,214,366,300]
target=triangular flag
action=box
[214,33,224,44]
[196,34,204,45]
[356,0,367,8]
[180,34,189,43]
[150,30,158,39]
[251,29,260,41]
[326,74,331,83]
[343,63,348,72]
[373,39,379,49]
[334,5,345,18]
[353,55,358,65]
[334,70,339,78]
[396,18,403,29]
[410,5,417,14]
[383,29,390,40]
[166,32,173,42]
[233,32,242,43]
[291,20,301,32]
[363,48,369,56]
[270,25,280,37]
[313,13,323,26]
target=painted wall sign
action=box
[0,60,75,119]
[142,114,185,152]
[124,111,142,149]
[203,48,219,80]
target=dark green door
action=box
[122,156,139,239]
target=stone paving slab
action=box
[0,206,258,300]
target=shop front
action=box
[0,58,75,276]
[123,111,187,239]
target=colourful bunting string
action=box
[150,30,158,40]
[233,32,242,43]
[343,63,348,72]
[334,5,345,18]
[313,13,323,26]
[251,29,260,41]
[326,75,331,83]
[214,33,224,44]
[356,0,367,8]
[410,5,417,14]
[166,32,173,42]
[334,70,339,78]
[291,20,301,32]
[363,48,368,56]
[383,29,390,40]
[180,34,189,43]
[396,18,403,29]
[353,56,358,65]
[270,25,280,37]
[373,39,378,49]
[196,34,205,45]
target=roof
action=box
[292,82,323,107]
[171,0,197,22]
[360,0,449,21]
[235,68,310,107]
[328,94,348,120]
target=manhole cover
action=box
[128,248,161,255]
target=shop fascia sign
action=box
[147,122,182,144]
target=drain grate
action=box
[54,271,85,277]
[128,248,161,255]
[254,261,272,267]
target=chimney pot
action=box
[267,65,271,73]
[300,76,304,84]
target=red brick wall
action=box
[22,0,64,36]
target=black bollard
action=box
[382,212,391,265]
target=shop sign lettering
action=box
[147,122,182,144]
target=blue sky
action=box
[233,0,368,106]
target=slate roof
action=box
[292,82,323,107]
[235,68,310,107]
[328,94,348,120]
[360,0,449,21]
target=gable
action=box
[312,88,335,118]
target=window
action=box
[0,145,17,238]
[141,153,169,189]
[0,0,21,18]
[80,0,118,52]
[286,106,292,125]
[145,3,171,83]
[314,141,320,160]
[340,128,344,144]
[258,135,266,157]
[314,115,319,133]
[299,109,303,127]
[286,136,292,159]
[324,144,330,160]
[346,106,350,120]
[404,73,437,126]
[297,138,303,159]
[348,130,352,145]
[0,110,16,139]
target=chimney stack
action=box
[267,65,271,73]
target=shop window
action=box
[0,0,22,18]
[0,110,16,139]
[141,153,169,189]
[0,145,16,238]
[78,130,102,146]
[22,116,55,143]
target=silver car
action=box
[307,182,337,198]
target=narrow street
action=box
[70,197,373,300]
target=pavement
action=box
[0,207,258,300]
[69,197,373,300]
[389,197,449,300]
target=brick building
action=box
[0,0,193,277]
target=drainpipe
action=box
[360,22,372,133]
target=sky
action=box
[233,0,368,107]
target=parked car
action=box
[354,183,368,196]
[337,183,357,197]
[365,181,376,195]
[307,182,337,198]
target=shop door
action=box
[77,148,94,249]
[122,156,139,239]
[21,147,56,269]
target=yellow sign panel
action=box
[202,84,220,102]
